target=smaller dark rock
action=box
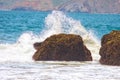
[99,30,120,66]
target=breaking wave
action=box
[0,11,100,62]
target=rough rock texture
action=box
[33,34,92,61]
[33,42,42,50]
[99,30,120,66]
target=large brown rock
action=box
[99,30,120,65]
[33,34,92,61]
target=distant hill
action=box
[0,0,120,13]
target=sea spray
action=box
[44,11,87,37]
[0,11,100,62]
[0,32,37,62]
[43,11,100,60]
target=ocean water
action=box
[0,10,120,80]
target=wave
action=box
[0,11,100,62]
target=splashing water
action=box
[44,11,87,35]
[0,11,100,62]
[42,11,100,59]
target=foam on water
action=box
[0,11,100,62]
[0,32,36,62]
[0,61,120,80]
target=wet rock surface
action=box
[99,30,120,66]
[33,34,92,61]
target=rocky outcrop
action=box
[99,30,120,65]
[33,34,92,61]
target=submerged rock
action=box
[33,34,92,61]
[99,30,120,65]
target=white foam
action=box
[0,11,100,62]
[44,11,87,36]
[0,32,37,62]
[43,11,100,60]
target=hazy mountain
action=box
[0,0,120,13]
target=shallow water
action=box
[0,61,120,80]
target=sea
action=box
[0,10,120,80]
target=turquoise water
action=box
[0,11,120,43]
[0,11,120,80]
[0,11,48,43]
